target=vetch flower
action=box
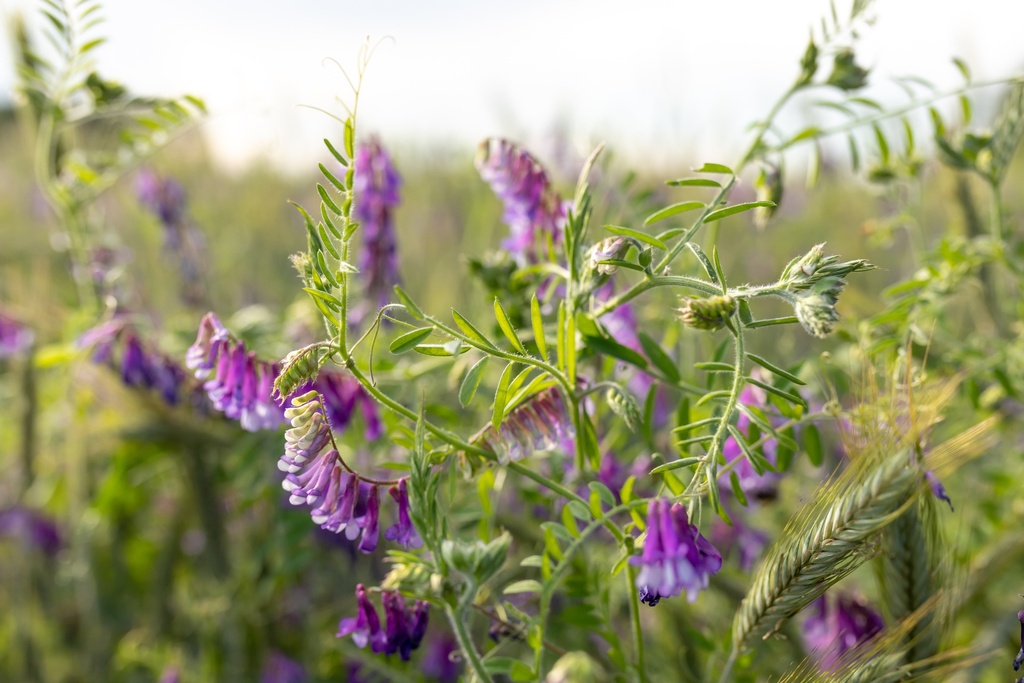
[677,295,736,331]
[711,515,769,572]
[353,139,402,320]
[0,311,34,358]
[925,470,954,511]
[475,137,570,263]
[80,319,188,405]
[478,388,575,464]
[631,499,722,605]
[382,590,430,660]
[385,479,422,549]
[587,237,628,276]
[0,506,61,556]
[355,484,381,553]
[801,592,884,671]
[337,584,388,653]
[421,635,461,683]
[720,384,782,500]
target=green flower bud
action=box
[826,48,869,91]
[754,164,783,230]
[797,37,819,87]
[677,295,736,331]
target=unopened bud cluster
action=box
[677,295,736,331]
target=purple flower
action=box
[80,320,187,405]
[721,384,782,500]
[260,651,307,683]
[711,515,769,572]
[337,584,388,654]
[353,139,402,320]
[0,506,61,555]
[0,311,34,357]
[479,388,575,464]
[631,499,722,605]
[137,168,186,228]
[924,470,953,511]
[312,370,382,441]
[475,138,570,263]
[1014,610,1024,672]
[356,484,381,554]
[421,635,461,683]
[157,665,180,683]
[801,592,884,670]
[385,479,422,549]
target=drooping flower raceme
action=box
[352,139,402,321]
[337,585,429,661]
[80,318,188,405]
[801,592,884,670]
[631,499,722,606]
[477,388,575,465]
[475,137,570,263]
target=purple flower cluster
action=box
[353,139,402,320]
[0,506,61,555]
[478,388,575,465]
[631,499,722,606]
[475,137,570,263]
[721,384,782,500]
[337,584,429,661]
[801,592,884,670]
[186,312,283,431]
[0,310,34,358]
[136,168,207,305]
[80,319,187,405]
[279,390,420,552]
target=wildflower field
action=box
[3,1,1024,682]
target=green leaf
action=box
[666,177,721,188]
[642,201,705,226]
[565,302,576,385]
[729,471,749,507]
[318,162,346,192]
[952,56,971,83]
[317,183,343,216]
[638,332,680,383]
[747,377,807,409]
[650,456,703,475]
[581,334,648,370]
[588,481,615,509]
[598,258,644,272]
[344,117,355,157]
[492,361,514,430]
[694,162,734,174]
[390,327,433,354]
[412,342,467,356]
[324,138,349,167]
[460,357,488,407]
[686,242,718,283]
[704,201,776,223]
[393,285,424,319]
[494,298,528,355]
[603,224,668,249]
[746,353,806,386]
[503,367,536,415]
[804,424,824,466]
[317,224,340,259]
[530,294,548,361]
[302,287,342,309]
[452,309,496,349]
[503,580,543,595]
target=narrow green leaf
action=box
[494,298,528,355]
[581,334,648,370]
[319,202,343,240]
[744,316,799,329]
[588,481,615,509]
[712,246,728,292]
[393,285,424,320]
[319,162,346,192]
[504,580,543,595]
[694,361,735,372]
[413,342,466,356]
[729,471,749,507]
[726,424,771,476]
[686,243,718,283]
[390,327,433,354]
[492,361,514,430]
[561,505,581,538]
[530,294,548,362]
[596,259,644,272]
[503,367,536,414]
[308,294,342,329]
[848,134,861,173]
[650,456,703,475]
[317,183,343,216]
[704,201,776,223]
[642,201,705,226]
[344,117,355,157]
[452,309,496,349]
[565,302,576,385]
[804,424,824,466]
[746,353,806,386]
[317,224,340,259]
[324,138,349,167]
[694,162,734,174]
[952,56,971,83]
[315,250,339,287]
[666,177,721,188]
[302,287,342,308]
[556,302,566,372]
[603,224,668,249]
[638,332,680,383]
[620,475,635,504]
[747,377,807,408]
[873,124,890,164]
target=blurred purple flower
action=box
[157,665,180,683]
[924,470,953,511]
[711,516,769,572]
[475,137,570,263]
[631,499,721,606]
[479,388,575,464]
[260,651,306,683]
[421,635,461,682]
[384,479,422,549]
[721,384,782,500]
[801,592,884,670]
[0,506,61,555]
[80,319,188,405]
[353,139,402,321]
[337,584,388,654]
[137,168,186,227]
[382,590,430,661]
[0,311,34,358]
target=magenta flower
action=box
[353,139,402,320]
[475,138,570,262]
[801,592,884,670]
[337,584,388,653]
[80,319,187,405]
[385,479,422,549]
[355,484,381,554]
[631,499,722,605]
[0,311,34,358]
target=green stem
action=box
[446,589,496,683]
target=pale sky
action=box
[2,0,1022,173]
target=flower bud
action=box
[754,164,783,230]
[826,48,869,91]
[677,295,736,331]
[794,288,841,339]
[587,237,628,275]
